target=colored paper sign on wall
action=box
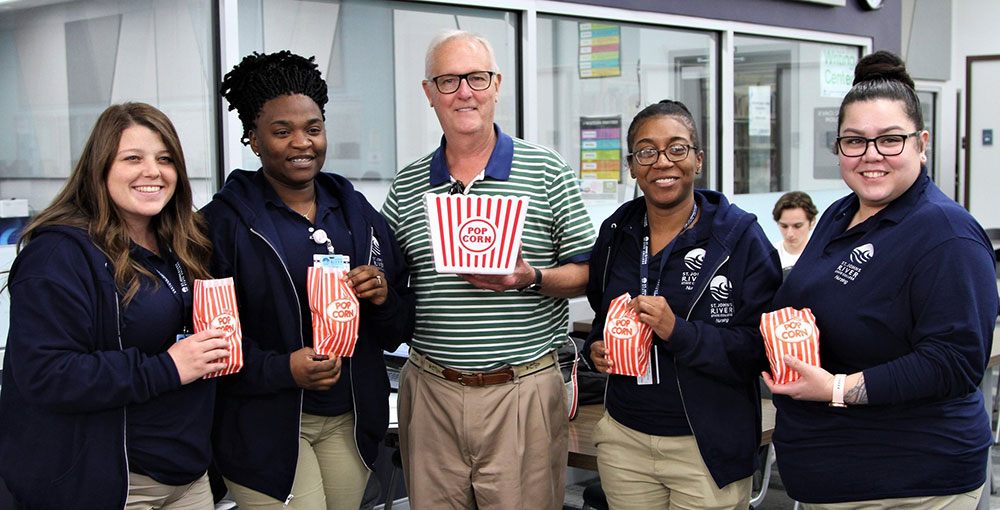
[580,116,622,180]
[579,22,621,78]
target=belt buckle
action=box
[457,372,485,386]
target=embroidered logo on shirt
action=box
[684,248,705,270]
[834,243,874,285]
[710,275,732,301]
[850,243,875,265]
[371,235,385,271]
[709,275,734,323]
[681,248,705,291]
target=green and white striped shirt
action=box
[382,127,596,370]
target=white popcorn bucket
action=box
[603,292,653,377]
[193,278,244,378]
[307,267,360,357]
[759,307,821,385]
[424,193,529,274]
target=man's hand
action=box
[459,249,534,292]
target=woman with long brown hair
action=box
[0,102,230,509]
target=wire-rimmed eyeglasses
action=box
[836,131,919,157]
[428,71,496,94]
[628,144,698,166]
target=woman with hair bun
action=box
[203,51,414,510]
[764,51,998,509]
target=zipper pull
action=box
[284,494,294,507]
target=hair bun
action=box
[853,50,914,89]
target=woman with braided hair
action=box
[203,51,414,510]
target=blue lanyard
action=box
[639,202,698,297]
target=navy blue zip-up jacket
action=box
[201,169,415,502]
[0,226,186,510]
[584,190,781,488]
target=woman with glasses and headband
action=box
[203,51,414,510]
[584,100,781,509]
[764,51,998,509]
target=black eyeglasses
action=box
[836,131,919,157]
[628,144,698,165]
[429,71,495,94]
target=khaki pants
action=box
[801,484,983,510]
[126,472,213,510]
[225,412,370,510]
[397,359,568,510]
[593,412,751,510]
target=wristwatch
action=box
[518,266,543,293]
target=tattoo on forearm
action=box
[844,374,868,405]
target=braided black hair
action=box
[220,51,328,145]
[837,50,923,134]
[626,99,700,153]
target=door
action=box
[965,55,1000,236]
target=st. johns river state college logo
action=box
[835,243,874,285]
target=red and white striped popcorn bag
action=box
[759,307,821,384]
[306,267,360,357]
[192,278,244,378]
[603,292,653,377]
[424,193,529,274]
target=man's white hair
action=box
[424,29,499,78]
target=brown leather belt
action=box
[408,349,558,387]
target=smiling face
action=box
[106,124,177,237]
[249,93,327,191]
[839,98,927,216]
[628,115,702,212]
[422,37,501,140]
[777,207,812,253]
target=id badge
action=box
[636,346,659,385]
[313,254,350,270]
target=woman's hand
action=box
[762,355,835,402]
[167,329,231,385]
[630,295,676,340]
[589,340,612,374]
[289,347,342,390]
[347,265,388,305]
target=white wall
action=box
[904,0,1000,232]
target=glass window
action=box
[0,0,218,349]
[537,15,717,204]
[235,0,518,207]
[0,0,219,209]
[733,35,860,194]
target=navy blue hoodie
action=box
[201,169,415,503]
[0,226,190,509]
[584,190,781,488]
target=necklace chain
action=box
[299,199,316,220]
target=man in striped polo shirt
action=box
[381,29,596,510]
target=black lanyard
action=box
[639,202,698,297]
